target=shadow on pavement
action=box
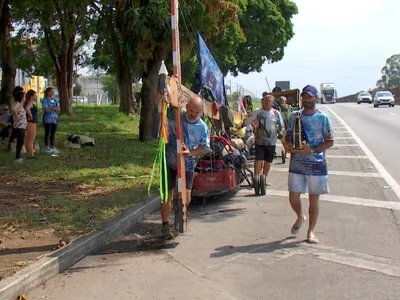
[209,237,304,258]
[88,184,254,257]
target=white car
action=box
[373,91,395,107]
[357,92,372,104]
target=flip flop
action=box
[290,215,306,235]
[306,235,319,244]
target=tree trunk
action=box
[0,0,16,106]
[44,30,74,116]
[55,69,72,114]
[118,69,136,115]
[112,96,120,105]
[139,48,168,141]
[64,36,75,115]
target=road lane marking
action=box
[208,236,400,278]
[270,167,381,177]
[326,155,368,159]
[247,164,377,177]
[323,105,400,200]
[389,112,397,116]
[235,189,400,210]
[331,144,360,147]
[334,137,354,140]
[307,244,400,279]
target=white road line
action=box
[209,236,400,278]
[235,189,400,210]
[326,155,368,159]
[334,137,354,140]
[323,105,400,200]
[270,167,381,177]
[331,144,360,147]
[389,112,397,116]
[308,244,400,279]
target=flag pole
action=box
[171,0,187,233]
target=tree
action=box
[73,83,83,96]
[377,54,400,89]
[0,0,16,106]
[101,74,119,105]
[134,0,244,141]
[12,37,55,78]
[226,0,298,75]
[91,1,141,116]
[89,0,297,141]
[13,0,92,115]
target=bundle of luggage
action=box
[195,135,246,173]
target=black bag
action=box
[67,134,81,145]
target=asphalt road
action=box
[323,102,400,184]
[28,104,400,300]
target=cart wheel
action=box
[281,150,286,164]
[260,174,266,195]
[253,175,260,195]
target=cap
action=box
[301,85,318,97]
[262,91,268,97]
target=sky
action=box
[226,0,400,98]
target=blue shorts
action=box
[288,172,329,195]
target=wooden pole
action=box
[170,0,187,233]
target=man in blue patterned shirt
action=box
[285,85,334,244]
[162,96,210,238]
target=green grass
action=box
[0,105,158,235]
[253,102,262,109]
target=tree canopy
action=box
[2,0,298,137]
[377,54,400,89]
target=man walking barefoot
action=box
[285,85,334,243]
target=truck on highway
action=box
[320,83,337,104]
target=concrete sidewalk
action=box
[27,107,400,300]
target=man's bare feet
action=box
[290,215,306,235]
[306,231,319,244]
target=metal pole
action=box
[171,0,187,233]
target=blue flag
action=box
[198,32,228,106]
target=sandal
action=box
[290,215,306,235]
[306,235,319,244]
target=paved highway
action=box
[28,104,400,300]
[324,103,400,184]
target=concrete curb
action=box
[0,195,160,300]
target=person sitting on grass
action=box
[0,104,12,144]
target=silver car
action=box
[373,91,395,107]
[357,92,372,104]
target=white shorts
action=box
[288,172,329,195]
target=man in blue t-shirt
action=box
[285,85,334,244]
[162,95,210,238]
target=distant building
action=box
[0,69,47,99]
[77,75,108,104]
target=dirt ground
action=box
[0,176,92,281]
